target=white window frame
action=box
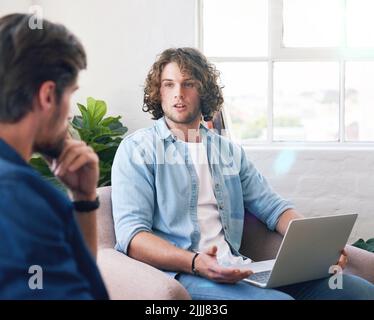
[197,0,374,148]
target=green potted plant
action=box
[30,97,127,189]
[352,238,374,253]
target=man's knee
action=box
[194,282,294,300]
[338,274,374,300]
[178,274,295,300]
[260,288,294,300]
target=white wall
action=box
[0,0,31,15]
[36,0,197,133]
[247,148,374,243]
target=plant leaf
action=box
[93,100,107,124]
[87,97,96,114]
[29,156,66,192]
[29,157,54,177]
[101,116,121,127]
[71,116,84,130]
[352,238,374,252]
[77,103,90,128]
[86,97,107,127]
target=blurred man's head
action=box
[0,13,86,158]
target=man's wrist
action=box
[73,196,100,212]
[72,192,97,202]
[191,252,200,275]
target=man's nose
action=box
[174,85,184,99]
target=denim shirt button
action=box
[219,204,224,210]
[215,183,219,189]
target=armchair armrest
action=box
[97,248,191,300]
[345,245,374,284]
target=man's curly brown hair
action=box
[143,47,224,122]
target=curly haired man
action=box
[111,47,374,300]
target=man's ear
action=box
[36,81,57,113]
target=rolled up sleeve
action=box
[111,138,155,254]
[239,147,294,231]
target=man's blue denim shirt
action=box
[0,139,108,299]
[112,117,294,266]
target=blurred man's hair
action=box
[0,13,86,123]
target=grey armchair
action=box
[96,186,374,300]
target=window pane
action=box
[274,62,339,141]
[345,62,374,141]
[283,0,343,47]
[346,0,374,47]
[203,0,267,57]
[216,62,267,142]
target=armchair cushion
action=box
[97,186,116,249]
[97,248,190,300]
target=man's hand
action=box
[336,249,348,270]
[47,138,99,259]
[52,139,99,200]
[193,245,253,284]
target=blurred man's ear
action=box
[36,81,57,113]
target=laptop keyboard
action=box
[248,270,271,284]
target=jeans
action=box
[176,273,374,300]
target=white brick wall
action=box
[245,148,374,244]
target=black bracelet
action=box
[73,196,100,212]
[191,252,200,275]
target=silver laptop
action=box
[242,213,358,288]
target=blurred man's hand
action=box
[53,139,99,201]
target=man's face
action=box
[160,62,201,126]
[34,83,78,159]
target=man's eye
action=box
[164,82,174,87]
[184,82,194,88]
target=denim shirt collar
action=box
[0,138,29,168]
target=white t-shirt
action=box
[186,142,251,267]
